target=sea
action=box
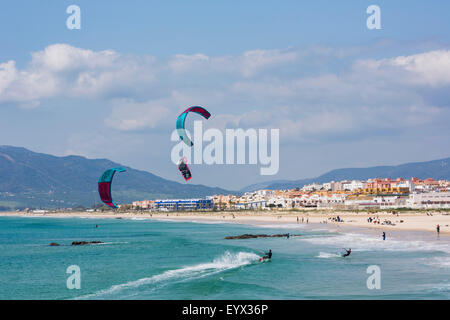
[0,215,449,300]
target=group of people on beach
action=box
[330,216,343,223]
[296,217,308,224]
[367,216,397,226]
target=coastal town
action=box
[131,177,450,212]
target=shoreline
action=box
[1,210,449,236]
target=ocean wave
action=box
[419,282,450,293]
[299,232,450,255]
[317,252,342,259]
[423,256,450,268]
[75,251,260,300]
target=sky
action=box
[1,0,450,190]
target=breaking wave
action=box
[75,251,260,299]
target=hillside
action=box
[0,146,233,210]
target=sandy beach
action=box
[2,210,449,235]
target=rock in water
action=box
[71,241,103,246]
[225,234,293,240]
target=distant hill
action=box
[0,146,234,210]
[242,158,450,191]
[240,180,291,193]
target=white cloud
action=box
[354,50,450,87]
[391,50,450,86]
[1,43,449,145]
[0,44,156,105]
[0,61,17,93]
[30,43,118,72]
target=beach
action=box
[1,210,449,235]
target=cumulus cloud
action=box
[354,50,450,87]
[0,61,17,93]
[30,44,119,72]
[0,43,156,105]
[392,50,450,86]
[1,43,449,146]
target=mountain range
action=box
[0,146,232,210]
[1,145,449,210]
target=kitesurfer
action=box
[263,249,272,260]
[342,248,351,257]
[177,157,192,181]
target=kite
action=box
[98,167,126,208]
[176,106,211,147]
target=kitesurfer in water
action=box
[342,248,351,257]
[263,249,272,260]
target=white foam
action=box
[300,232,450,255]
[424,256,450,268]
[317,252,342,259]
[95,241,129,245]
[75,251,259,299]
[420,282,450,293]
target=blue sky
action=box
[1,1,450,190]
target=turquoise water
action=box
[0,216,449,299]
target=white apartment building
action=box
[392,180,412,190]
[302,183,323,191]
[406,192,450,208]
[322,182,332,190]
[342,180,365,191]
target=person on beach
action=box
[437,224,440,236]
[342,248,351,257]
[382,232,386,241]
